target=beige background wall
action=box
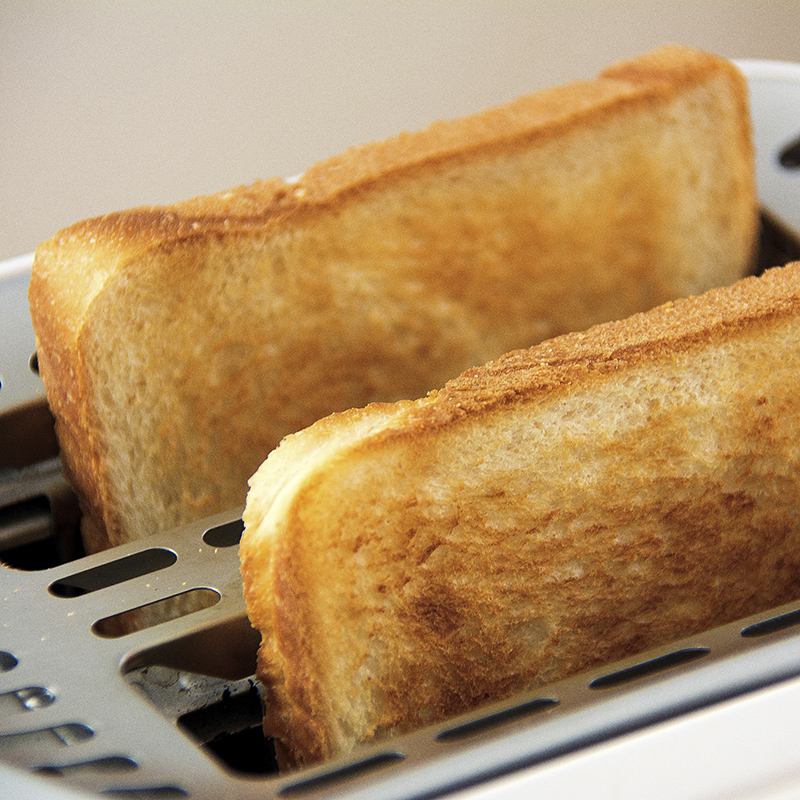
[3,1,800,262]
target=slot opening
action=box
[48,548,177,597]
[91,788,187,798]
[436,697,559,742]
[92,588,220,639]
[741,608,800,638]
[36,755,138,779]
[202,518,244,548]
[779,134,800,169]
[122,654,274,776]
[589,648,710,690]
[280,753,405,796]
[0,723,93,756]
[756,209,800,274]
[178,680,277,775]
[0,652,18,672]
[0,495,55,569]
[0,466,82,570]
[0,687,56,714]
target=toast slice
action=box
[240,261,800,769]
[29,44,756,554]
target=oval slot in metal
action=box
[280,753,405,796]
[0,651,18,672]
[436,697,559,742]
[741,607,800,638]
[0,723,93,756]
[202,518,244,548]
[0,687,56,715]
[92,588,220,639]
[48,548,177,597]
[779,134,800,169]
[589,647,710,690]
[84,787,188,798]
[36,755,138,779]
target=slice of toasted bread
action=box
[29,44,756,555]
[241,262,800,769]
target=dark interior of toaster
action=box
[2,207,800,779]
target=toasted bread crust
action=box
[29,44,756,555]
[241,262,800,768]
[34,46,749,252]
[426,261,800,421]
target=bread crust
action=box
[241,262,800,768]
[29,44,756,554]
[31,46,752,253]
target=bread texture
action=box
[241,261,800,769]
[29,45,756,555]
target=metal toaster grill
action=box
[4,59,800,800]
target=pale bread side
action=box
[241,261,800,768]
[29,45,756,555]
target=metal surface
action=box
[7,508,800,800]
[3,59,800,799]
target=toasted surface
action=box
[241,262,800,768]
[29,44,756,553]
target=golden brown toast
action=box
[241,262,800,769]
[29,44,756,555]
